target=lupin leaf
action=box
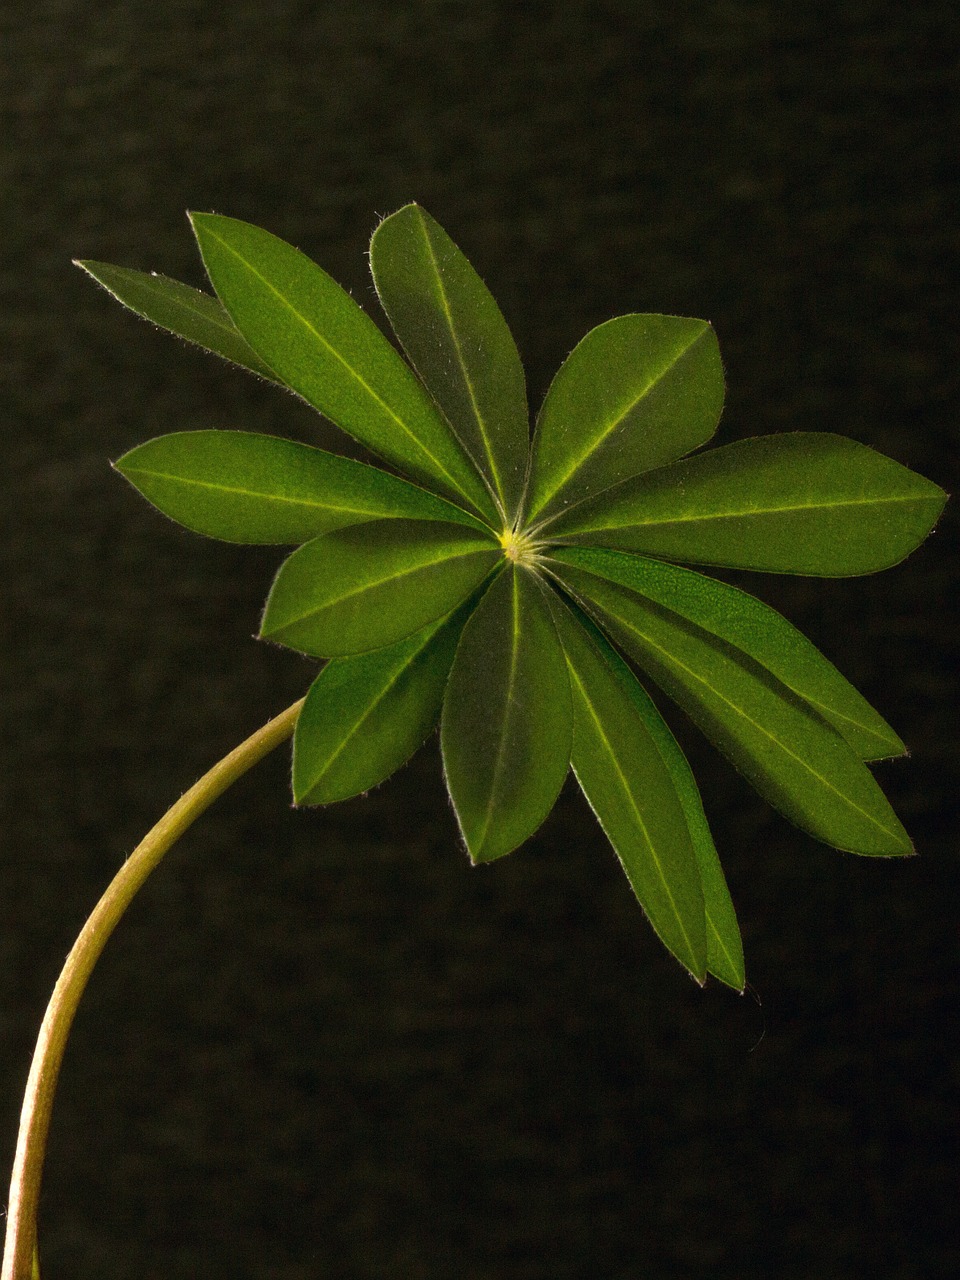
[550,433,948,575]
[78,203,947,986]
[525,314,724,525]
[441,567,571,862]
[115,431,491,544]
[293,604,471,805]
[549,547,903,761]
[370,204,529,523]
[261,519,499,657]
[551,557,913,856]
[189,213,498,521]
[74,261,282,384]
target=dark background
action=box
[2,3,957,1277]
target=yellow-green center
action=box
[499,527,540,567]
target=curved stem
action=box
[2,698,305,1280]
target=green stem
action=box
[2,698,305,1280]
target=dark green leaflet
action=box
[550,596,708,980]
[116,431,490,544]
[293,604,471,805]
[261,519,499,657]
[525,314,724,525]
[552,598,744,988]
[74,261,282,383]
[370,204,530,523]
[550,433,948,575]
[442,567,571,862]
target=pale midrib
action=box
[419,218,507,517]
[472,573,522,852]
[706,915,739,980]
[801,690,888,748]
[569,662,700,966]
[304,640,432,789]
[274,544,488,631]
[126,467,450,520]
[582,491,932,532]
[596,598,899,840]
[536,328,703,512]
[208,228,471,504]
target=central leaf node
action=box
[499,527,539,567]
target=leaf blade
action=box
[614,642,745,990]
[551,433,947,575]
[550,547,903,761]
[441,567,571,861]
[550,597,707,981]
[525,314,724,524]
[261,519,499,657]
[75,261,282,383]
[370,204,529,522]
[189,213,498,521]
[115,430,491,544]
[293,604,471,805]
[549,555,912,856]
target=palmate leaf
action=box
[549,433,948,575]
[115,431,491,544]
[293,602,472,805]
[524,314,724,526]
[370,204,529,523]
[74,261,283,384]
[81,202,947,988]
[551,556,912,856]
[261,519,499,657]
[549,546,903,761]
[549,595,708,982]
[441,566,571,862]
[189,213,499,523]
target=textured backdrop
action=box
[1,3,957,1277]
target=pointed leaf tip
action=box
[75,257,282,382]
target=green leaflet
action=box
[189,214,498,522]
[551,433,948,575]
[115,431,487,544]
[370,204,529,523]
[549,547,903,762]
[74,261,282,384]
[261,519,499,657]
[550,560,912,856]
[549,597,708,982]
[622,646,745,992]
[293,604,471,805]
[441,567,571,862]
[525,314,724,525]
